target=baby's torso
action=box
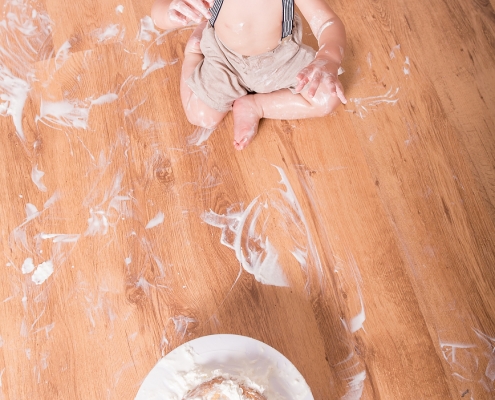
[213,0,290,56]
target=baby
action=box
[151,0,347,150]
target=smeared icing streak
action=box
[137,16,160,42]
[142,55,178,78]
[92,24,125,43]
[146,211,165,229]
[54,40,71,70]
[31,164,47,191]
[0,65,30,140]
[39,233,80,243]
[366,52,372,69]
[439,328,495,394]
[336,254,366,334]
[83,133,133,237]
[389,44,401,59]
[170,315,197,339]
[348,87,399,119]
[0,0,53,140]
[202,166,323,289]
[202,202,288,287]
[11,192,60,252]
[341,371,366,400]
[37,98,90,129]
[36,93,118,130]
[316,19,334,42]
[403,56,410,75]
[85,187,131,237]
[187,126,215,146]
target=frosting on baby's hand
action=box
[295,58,346,104]
[169,0,213,25]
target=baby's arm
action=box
[151,0,213,30]
[294,0,347,103]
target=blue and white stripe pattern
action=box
[281,0,294,38]
[209,0,294,38]
[208,0,224,27]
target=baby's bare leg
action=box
[181,22,227,129]
[232,82,341,150]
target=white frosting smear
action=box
[202,166,323,289]
[21,257,35,274]
[137,16,160,42]
[31,164,47,192]
[31,260,53,285]
[146,211,165,229]
[0,0,53,141]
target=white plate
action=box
[135,334,314,400]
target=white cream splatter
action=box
[145,211,165,229]
[21,257,35,274]
[389,44,401,59]
[93,24,124,43]
[170,315,196,339]
[25,203,39,220]
[142,56,178,78]
[39,233,80,243]
[349,87,400,119]
[0,66,31,140]
[90,93,118,106]
[202,166,323,289]
[115,5,124,14]
[403,56,410,75]
[31,260,53,285]
[0,0,53,141]
[54,40,71,70]
[341,371,366,400]
[31,164,47,192]
[37,98,91,129]
[37,93,118,130]
[86,208,110,236]
[137,16,160,42]
[366,52,372,69]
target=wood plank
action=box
[0,0,493,399]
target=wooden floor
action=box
[0,0,494,398]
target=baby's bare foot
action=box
[232,95,263,150]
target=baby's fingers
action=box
[171,2,203,23]
[307,72,322,98]
[295,73,310,93]
[188,0,212,19]
[169,9,188,25]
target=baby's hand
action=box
[169,0,213,25]
[295,58,347,104]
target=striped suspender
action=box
[281,0,294,38]
[209,0,224,27]
[209,0,294,38]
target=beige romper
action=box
[186,14,316,113]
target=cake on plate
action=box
[183,376,266,400]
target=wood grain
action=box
[0,0,494,399]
